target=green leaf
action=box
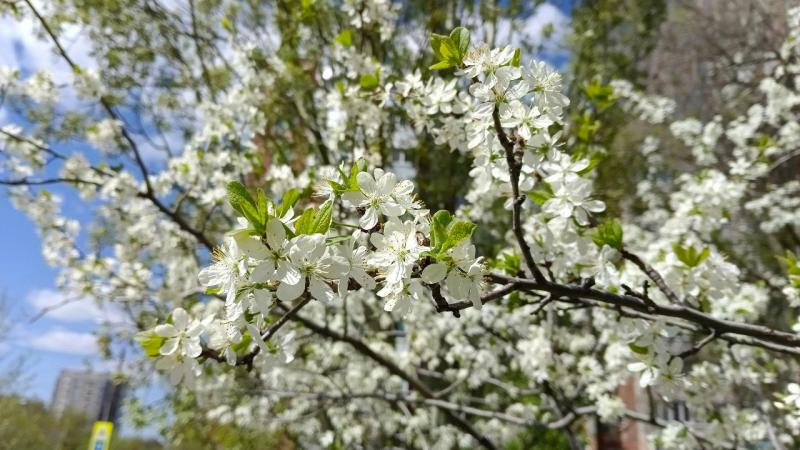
[429,30,465,69]
[227,181,262,230]
[346,159,366,191]
[591,219,623,250]
[221,17,233,32]
[439,38,459,62]
[779,251,800,288]
[359,73,379,91]
[227,181,254,210]
[628,342,649,355]
[673,244,710,268]
[294,207,316,235]
[277,188,300,218]
[440,220,476,253]
[527,190,553,205]
[584,78,616,111]
[429,60,454,71]
[135,331,165,358]
[327,179,348,195]
[429,33,449,61]
[577,155,601,176]
[430,210,453,252]
[256,188,269,225]
[511,48,521,67]
[698,247,710,265]
[312,200,334,234]
[449,27,470,57]
[497,252,521,275]
[326,235,352,246]
[231,333,252,353]
[335,29,353,46]
[429,210,476,254]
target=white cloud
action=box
[28,328,98,355]
[503,4,569,52]
[27,288,126,324]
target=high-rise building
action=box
[51,369,125,423]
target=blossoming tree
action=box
[3,1,800,448]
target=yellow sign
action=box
[87,421,114,450]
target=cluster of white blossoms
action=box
[7,1,800,448]
[139,158,488,381]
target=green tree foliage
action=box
[566,0,667,217]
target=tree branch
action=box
[0,177,101,187]
[620,249,682,304]
[492,105,547,284]
[486,273,800,351]
[23,0,215,252]
[286,309,500,450]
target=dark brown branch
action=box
[0,128,67,160]
[561,291,800,356]
[0,177,101,187]
[240,295,314,366]
[621,249,681,304]
[678,330,717,359]
[487,273,800,351]
[440,282,518,312]
[492,105,547,284]
[430,283,460,317]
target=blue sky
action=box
[0,0,572,420]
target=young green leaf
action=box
[346,159,366,191]
[327,179,348,195]
[429,33,449,61]
[429,60,455,70]
[628,342,649,355]
[312,200,334,234]
[449,26,470,57]
[527,190,553,205]
[134,331,165,358]
[256,188,270,229]
[227,181,255,212]
[359,73,379,91]
[227,181,262,230]
[591,219,623,250]
[294,207,316,235]
[335,29,353,46]
[673,244,710,268]
[430,210,453,251]
[440,220,476,253]
[277,188,300,218]
[511,48,521,67]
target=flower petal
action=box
[266,218,286,250]
[277,275,305,301]
[421,263,447,284]
[160,337,179,356]
[172,308,188,330]
[155,324,178,338]
[234,232,269,259]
